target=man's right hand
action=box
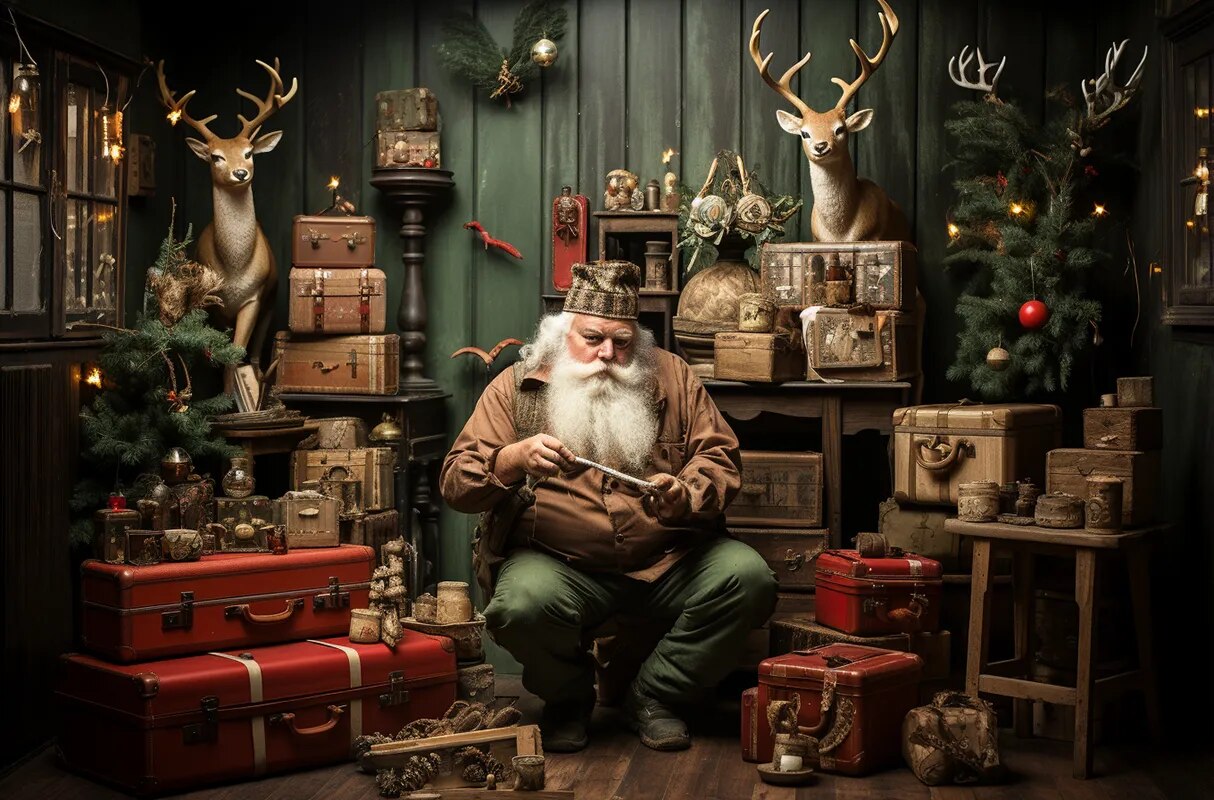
[494,434,578,484]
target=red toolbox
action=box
[56,632,457,797]
[81,546,374,662]
[752,644,923,773]
[814,549,943,636]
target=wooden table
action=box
[945,518,1165,778]
[705,380,913,546]
[277,390,449,597]
[211,422,320,474]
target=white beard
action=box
[545,344,660,475]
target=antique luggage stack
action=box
[751,240,920,383]
[726,450,827,663]
[275,210,401,396]
[1045,378,1161,531]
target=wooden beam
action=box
[982,657,1028,679]
[978,675,1077,706]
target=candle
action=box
[779,754,802,772]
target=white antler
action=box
[948,46,1006,98]
[1081,40,1147,128]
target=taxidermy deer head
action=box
[156,59,298,377]
[750,0,911,243]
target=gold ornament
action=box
[986,346,1010,371]
[531,37,558,67]
[369,412,403,443]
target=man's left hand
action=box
[644,473,690,522]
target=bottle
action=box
[222,457,255,498]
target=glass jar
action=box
[222,457,255,498]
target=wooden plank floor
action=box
[3,675,1209,800]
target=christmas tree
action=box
[70,212,245,543]
[943,43,1145,399]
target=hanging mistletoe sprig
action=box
[437,0,567,107]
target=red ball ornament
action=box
[1019,299,1050,329]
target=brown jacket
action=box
[440,349,741,592]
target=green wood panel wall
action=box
[143,0,1161,611]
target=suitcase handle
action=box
[225,598,305,624]
[913,436,971,472]
[270,704,346,736]
[863,592,928,630]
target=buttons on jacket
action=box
[615,533,625,544]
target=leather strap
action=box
[208,652,267,776]
[307,639,364,745]
[358,268,371,333]
[312,269,325,332]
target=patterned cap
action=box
[563,260,641,320]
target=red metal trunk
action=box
[56,633,456,797]
[81,546,374,662]
[753,644,923,774]
[814,549,943,636]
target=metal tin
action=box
[125,531,164,566]
[738,292,776,332]
[1085,476,1123,534]
[957,481,1000,522]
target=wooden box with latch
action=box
[277,492,341,548]
[726,450,823,528]
[274,332,400,396]
[728,527,827,592]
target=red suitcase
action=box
[814,549,943,635]
[56,632,457,797]
[81,546,374,662]
[753,644,922,774]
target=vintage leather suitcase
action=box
[753,644,923,772]
[1046,448,1160,526]
[760,240,917,310]
[769,619,952,682]
[729,527,827,591]
[80,546,374,662]
[727,451,823,528]
[274,332,400,396]
[801,308,919,382]
[892,403,1062,506]
[56,632,456,797]
[292,214,376,268]
[278,494,341,548]
[815,549,943,636]
[292,447,396,511]
[288,268,387,334]
[713,331,805,383]
[1082,406,1163,451]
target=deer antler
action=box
[832,0,900,112]
[948,45,1006,98]
[749,9,813,117]
[1081,40,1147,129]
[156,60,218,140]
[236,58,299,138]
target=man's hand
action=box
[494,434,577,484]
[644,473,691,522]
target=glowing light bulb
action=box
[1009,203,1024,216]
[86,367,103,387]
[1092,203,1107,217]
[328,176,340,190]
[167,108,182,125]
[947,223,960,239]
[661,148,677,165]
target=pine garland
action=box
[944,86,1125,400]
[70,219,244,543]
[437,0,567,105]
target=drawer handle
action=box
[784,549,804,572]
[270,704,346,736]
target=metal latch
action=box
[346,349,358,379]
[378,671,409,708]
[182,695,219,744]
[340,231,367,250]
[306,228,329,248]
[313,577,350,611]
[162,591,195,630]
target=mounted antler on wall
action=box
[157,59,299,382]
[749,0,911,243]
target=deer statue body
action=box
[751,0,910,243]
[157,60,298,373]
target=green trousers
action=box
[483,536,777,706]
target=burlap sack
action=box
[902,691,1003,785]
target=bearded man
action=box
[440,261,776,753]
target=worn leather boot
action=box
[624,684,691,751]
[540,696,592,753]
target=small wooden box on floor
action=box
[893,403,1062,505]
[803,308,918,382]
[1082,406,1163,451]
[274,333,400,395]
[729,527,827,591]
[292,447,396,511]
[712,331,805,383]
[759,240,917,310]
[727,451,822,527]
[1046,448,1160,526]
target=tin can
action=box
[1085,476,1123,534]
[957,481,999,522]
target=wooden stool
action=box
[945,519,1166,779]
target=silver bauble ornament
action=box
[986,346,1011,371]
[530,38,558,68]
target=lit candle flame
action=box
[328,176,340,190]
[167,108,182,125]
[661,148,677,165]
[1092,203,1107,217]
[109,144,124,161]
[7,94,19,114]
[1151,263,1163,274]
[86,367,103,388]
